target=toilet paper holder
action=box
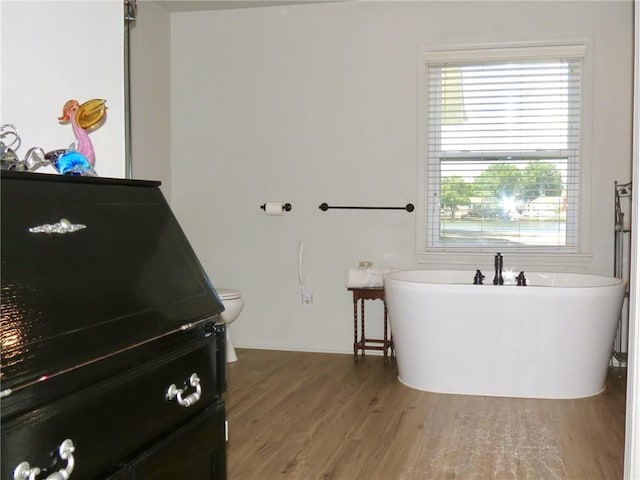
[260,202,292,213]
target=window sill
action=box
[413,251,594,272]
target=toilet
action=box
[217,288,244,363]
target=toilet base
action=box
[226,327,237,363]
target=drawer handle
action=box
[28,218,86,235]
[14,439,75,480]
[166,373,201,407]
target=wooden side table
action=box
[348,287,394,364]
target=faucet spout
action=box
[493,253,504,285]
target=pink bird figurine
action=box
[58,99,107,168]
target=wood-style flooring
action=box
[225,349,626,480]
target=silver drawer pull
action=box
[166,373,201,407]
[14,439,75,480]
[28,218,86,234]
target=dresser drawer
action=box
[106,401,226,479]
[1,341,220,479]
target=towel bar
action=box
[319,203,414,212]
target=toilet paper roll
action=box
[264,202,284,216]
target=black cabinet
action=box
[1,171,227,479]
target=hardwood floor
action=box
[225,349,626,480]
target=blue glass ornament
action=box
[55,151,97,176]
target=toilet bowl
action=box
[217,288,244,363]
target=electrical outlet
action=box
[359,261,373,269]
[302,288,313,307]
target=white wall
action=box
[130,0,172,197]
[169,1,634,353]
[1,1,126,179]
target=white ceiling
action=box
[154,0,345,13]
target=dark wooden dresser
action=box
[1,171,227,479]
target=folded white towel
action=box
[346,267,399,288]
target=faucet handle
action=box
[516,271,527,286]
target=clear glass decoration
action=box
[0,99,106,176]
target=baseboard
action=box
[233,340,386,357]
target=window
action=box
[424,45,585,252]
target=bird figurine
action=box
[58,99,107,173]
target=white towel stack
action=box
[346,267,399,288]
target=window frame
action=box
[415,40,594,269]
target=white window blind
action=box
[425,46,583,250]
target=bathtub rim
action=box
[384,269,625,289]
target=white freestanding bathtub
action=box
[384,270,626,399]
